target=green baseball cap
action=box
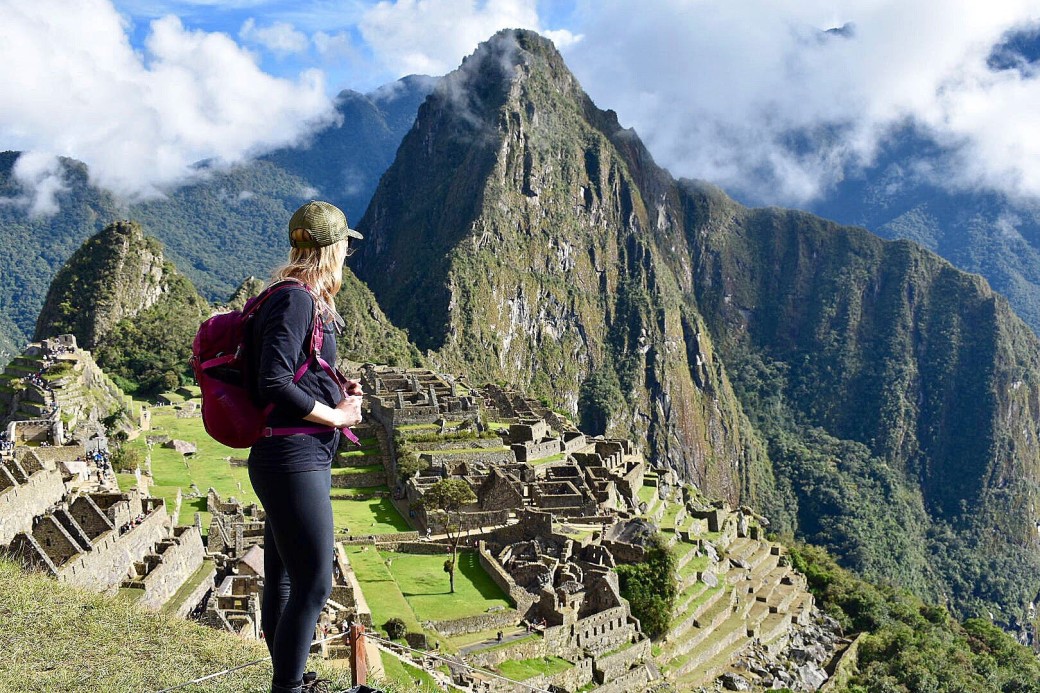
[288,200,363,248]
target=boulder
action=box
[163,439,197,455]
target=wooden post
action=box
[348,623,367,686]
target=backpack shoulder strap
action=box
[245,279,309,320]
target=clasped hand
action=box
[335,394,363,428]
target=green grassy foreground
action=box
[0,559,440,693]
[0,560,343,693]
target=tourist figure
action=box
[246,201,364,693]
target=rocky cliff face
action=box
[354,30,773,508]
[353,29,1040,624]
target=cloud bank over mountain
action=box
[0,0,336,202]
[2,0,1039,210]
[564,0,1040,206]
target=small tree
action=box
[421,478,476,593]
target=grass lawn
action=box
[331,486,390,499]
[381,551,510,622]
[496,656,572,681]
[637,485,657,505]
[531,452,566,466]
[346,546,423,633]
[425,446,510,455]
[347,548,511,637]
[118,403,257,530]
[331,497,411,535]
[162,561,215,615]
[337,448,382,460]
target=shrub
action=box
[384,617,407,640]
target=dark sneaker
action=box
[301,671,332,693]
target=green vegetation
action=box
[496,656,572,681]
[117,403,258,528]
[578,366,623,436]
[33,221,209,395]
[790,543,1040,693]
[331,497,410,535]
[346,549,508,632]
[377,650,441,692]
[0,558,352,692]
[383,617,407,640]
[615,532,677,639]
[381,550,510,621]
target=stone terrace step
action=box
[755,608,795,649]
[726,537,760,564]
[675,580,709,617]
[673,541,700,572]
[672,609,755,679]
[765,582,802,615]
[741,565,791,603]
[745,542,780,574]
[662,587,735,662]
[667,583,728,643]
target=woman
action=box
[247,200,364,693]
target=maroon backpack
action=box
[190,280,360,448]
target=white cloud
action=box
[0,152,67,217]
[359,0,572,76]
[313,30,357,61]
[562,0,1040,206]
[0,0,336,200]
[239,17,309,56]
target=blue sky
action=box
[2,0,1040,212]
[111,0,581,92]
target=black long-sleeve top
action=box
[246,286,341,472]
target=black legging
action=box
[249,466,334,689]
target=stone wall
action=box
[11,420,55,444]
[377,541,452,554]
[571,607,633,656]
[426,449,513,467]
[561,432,587,454]
[428,509,509,534]
[33,515,82,565]
[0,466,66,545]
[70,495,114,540]
[466,631,548,669]
[137,526,206,611]
[479,542,534,615]
[340,531,419,544]
[550,658,594,692]
[593,638,650,683]
[59,503,170,591]
[487,511,553,547]
[512,439,560,463]
[171,560,217,619]
[589,663,653,693]
[430,608,521,637]
[28,445,85,465]
[331,471,385,489]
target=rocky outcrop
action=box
[34,221,170,348]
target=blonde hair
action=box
[270,237,349,311]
